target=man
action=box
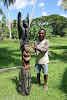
[32,29,49,91]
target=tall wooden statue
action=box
[17,12,31,96]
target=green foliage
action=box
[11,20,18,39]
[29,25,40,40]
[46,25,53,37]
[31,14,67,37]
[2,13,6,24]
[11,27,18,39]
[62,27,67,36]
[0,8,3,15]
[3,0,16,8]
[0,14,67,40]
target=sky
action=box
[0,0,67,21]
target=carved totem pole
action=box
[17,12,31,96]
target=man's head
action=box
[39,29,46,41]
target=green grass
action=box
[0,40,22,68]
[0,37,67,100]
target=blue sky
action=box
[1,0,67,21]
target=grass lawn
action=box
[0,37,67,100]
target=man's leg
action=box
[43,64,48,91]
[35,64,41,87]
[44,74,48,86]
[37,73,40,85]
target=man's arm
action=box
[36,40,49,53]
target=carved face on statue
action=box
[24,44,30,53]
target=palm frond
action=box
[3,0,16,7]
[0,8,3,15]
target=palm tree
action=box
[29,0,37,27]
[1,13,6,40]
[0,8,3,15]
[60,0,67,10]
[2,0,16,39]
[0,0,3,15]
[59,0,67,18]
[0,0,4,40]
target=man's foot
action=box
[43,85,48,92]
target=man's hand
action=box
[30,43,35,49]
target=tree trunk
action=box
[7,8,12,39]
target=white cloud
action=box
[29,0,36,5]
[39,2,45,7]
[61,14,67,17]
[9,0,35,10]
[57,0,62,6]
[14,0,28,9]
[42,11,47,16]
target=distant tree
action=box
[11,19,18,39]
[47,14,67,36]
[30,25,40,40]
[0,8,3,15]
[1,13,6,40]
[31,14,67,37]
[2,0,16,39]
[0,0,3,15]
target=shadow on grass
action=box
[49,50,67,62]
[31,76,37,84]
[0,47,22,68]
[49,45,67,62]
[59,68,67,97]
[50,45,67,50]
[31,75,44,86]
[11,76,20,94]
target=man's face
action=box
[39,30,45,41]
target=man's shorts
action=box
[35,64,48,75]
